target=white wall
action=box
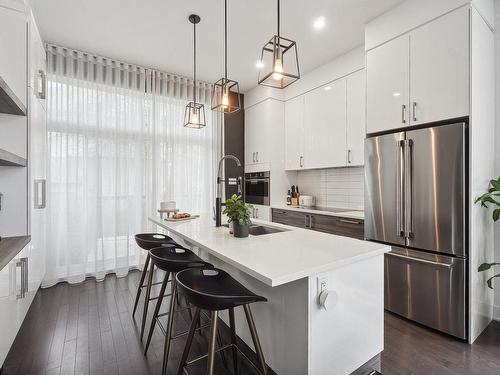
[493,0,500,321]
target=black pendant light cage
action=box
[211,0,241,113]
[257,0,300,89]
[184,14,206,129]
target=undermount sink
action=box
[248,224,288,236]
[222,223,289,236]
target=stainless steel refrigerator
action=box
[364,122,467,339]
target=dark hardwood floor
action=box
[2,271,500,375]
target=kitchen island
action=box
[149,215,390,375]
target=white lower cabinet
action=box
[0,244,35,366]
[251,204,271,222]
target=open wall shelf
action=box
[0,76,26,116]
[0,148,26,167]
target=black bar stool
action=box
[143,245,215,375]
[176,267,268,375]
[134,233,178,340]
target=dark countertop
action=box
[0,236,31,270]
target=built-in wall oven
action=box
[244,172,270,205]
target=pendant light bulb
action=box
[221,86,229,109]
[191,109,199,124]
[272,57,284,81]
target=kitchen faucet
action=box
[215,155,242,227]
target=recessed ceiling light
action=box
[313,16,326,30]
[324,86,332,91]
[256,60,264,69]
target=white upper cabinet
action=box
[410,6,469,125]
[346,69,366,166]
[304,79,347,169]
[284,95,304,170]
[366,34,410,134]
[366,7,470,133]
[0,6,27,107]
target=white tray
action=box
[162,214,200,222]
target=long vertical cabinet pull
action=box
[405,139,414,239]
[347,149,352,164]
[397,140,405,237]
[13,258,28,299]
[34,179,47,209]
[37,70,47,99]
[412,102,417,122]
[401,105,406,124]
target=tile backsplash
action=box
[296,167,364,210]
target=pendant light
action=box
[184,14,206,129]
[257,0,300,89]
[211,0,241,113]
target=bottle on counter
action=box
[286,190,291,205]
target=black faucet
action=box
[215,155,242,227]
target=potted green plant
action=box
[223,194,252,238]
[475,177,500,289]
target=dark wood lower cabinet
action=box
[272,208,364,240]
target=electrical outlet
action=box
[317,276,328,295]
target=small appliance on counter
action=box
[299,195,315,207]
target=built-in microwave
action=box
[244,171,270,206]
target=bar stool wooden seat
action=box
[175,267,268,375]
[133,233,179,340]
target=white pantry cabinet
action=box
[346,69,366,166]
[304,79,347,169]
[366,6,469,133]
[284,95,304,170]
[366,34,410,134]
[0,5,27,107]
[410,6,469,125]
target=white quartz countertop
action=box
[149,215,388,287]
[271,205,365,220]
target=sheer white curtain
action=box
[43,45,221,287]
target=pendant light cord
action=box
[277,0,280,39]
[193,19,197,104]
[224,0,228,79]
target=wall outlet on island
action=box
[317,276,328,296]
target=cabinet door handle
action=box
[34,179,47,209]
[252,152,255,163]
[309,215,313,228]
[401,104,406,124]
[412,102,417,122]
[299,156,304,168]
[347,149,352,164]
[339,219,362,225]
[304,215,308,228]
[256,152,259,162]
[275,210,287,215]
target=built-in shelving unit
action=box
[0,236,30,270]
[0,76,27,116]
[0,148,27,167]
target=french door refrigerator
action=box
[365,122,467,339]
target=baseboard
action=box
[493,304,500,321]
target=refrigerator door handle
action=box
[397,140,405,237]
[386,251,452,268]
[405,139,414,239]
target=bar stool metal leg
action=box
[132,253,150,318]
[207,311,219,375]
[140,261,155,341]
[144,271,170,355]
[243,305,268,375]
[176,307,201,375]
[229,308,239,375]
[162,274,178,375]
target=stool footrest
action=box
[141,280,170,288]
[183,343,266,375]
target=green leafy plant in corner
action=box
[475,177,500,289]
[223,194,253,226]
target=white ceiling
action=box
[32,0,404,92]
